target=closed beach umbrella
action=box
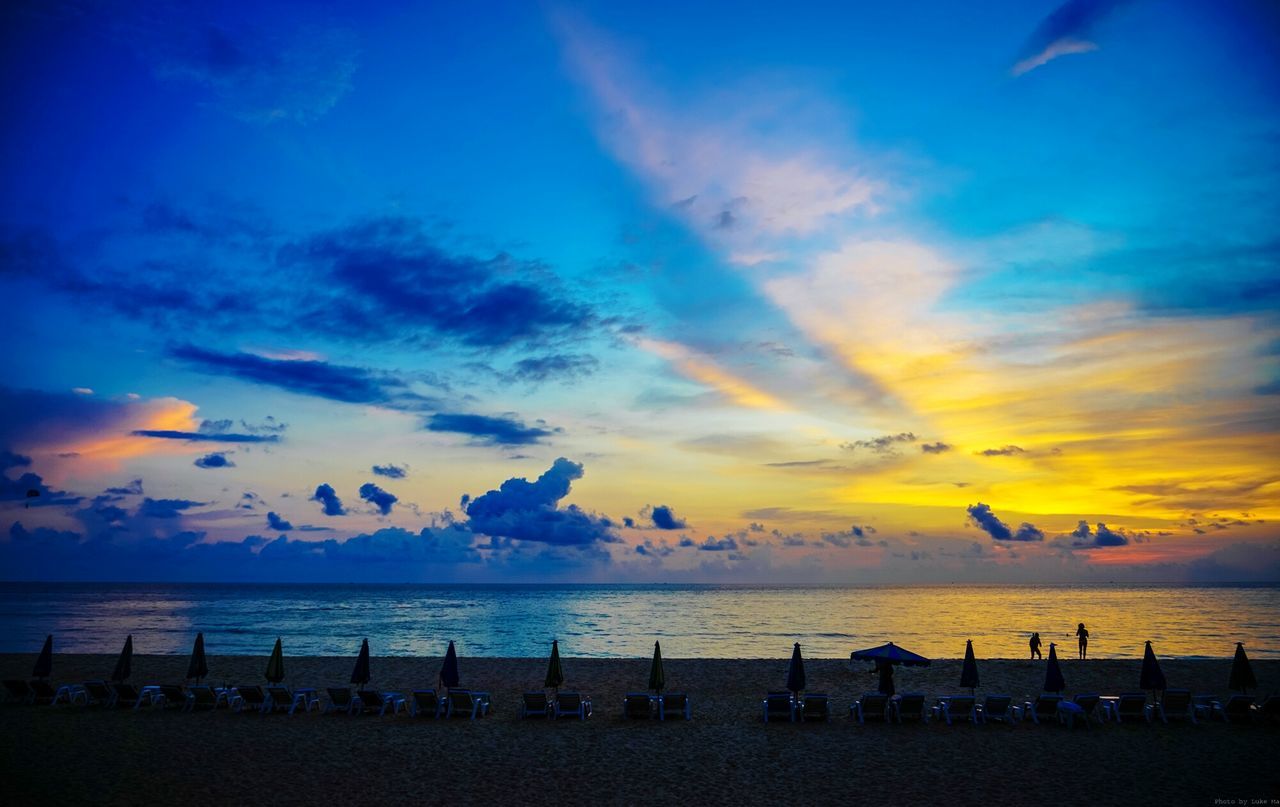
[264,638,285,684]
[648,641,665,694]
[1139,640,1167,696]
[1043,643,1065,693]
[959,639,979,694]
[186,633,208,683]
[786,643,806,695]
[32,634,52,680]
[1229,642,1256,694]
[111,635,133,683]
[351,638,371,687]
[544,640,565,691]
[439,640,460,689]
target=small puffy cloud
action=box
[696,535,738,551]
[427,413,557,446]
[977,445,1025,457]
[646,504,687,530]
[920,442,952,454]
[358,482,398,516]
[842,432,916,454]
[465,458,616,546]
[194,452,235,469]
[1068,520,1129,548]
[966,502,1044,542]
[72,387,94,396]
[371,464,407,479]
[312,483,346,516]
[266,511,293,531]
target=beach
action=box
[1,654,1276,806]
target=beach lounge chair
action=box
[3,680,32,703]
[624,692,654,719]
[356,690,406,716]
[232,685,266,713]
[28,680,57,705]
[521,692,550,718]
[186,685,219,711]
[75,681,114,707]
[1070,693,1101,727]
[978,695,1014,725]
[1114,693,1148,723]
[446,689,488,719]
[658,692,691,721]
[265,685,315,715]
[763,691,794,723]
[800,693,830,722]
[1211,695,1255,724]
[894,693,928,723]
[1254,695,1280,725]
[326,687,357,715]
[1023,694,1063,724]
[411,690,442,718]
[554,692,592,720]
[155,684,188,710]
[1148,689,1195,725]
[851,693,890,724]
[938,695,977,726]
[111,683,142,709]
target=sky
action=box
[2,0,1278,583]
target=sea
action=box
[0,583,1276,659]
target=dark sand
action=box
[1,654,1277,806]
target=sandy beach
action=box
[1,654,1276,806]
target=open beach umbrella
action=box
[351,638,371,687]
[1139,640,1167,696]
[111,635,133,683]
[186,633,208,683]
[648,641,665,694]
[544,640,565,692]
[439,641,460,689]
[851,641,932,667]
[265,638,285,684]
[1229,642,1256,694]
[1043,643,1065,693]
[786,643,806,695]
[32,634,52,680]
[959,639,979,694]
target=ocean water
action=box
[0,583,1276,659]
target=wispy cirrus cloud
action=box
[1012,0,1128,77]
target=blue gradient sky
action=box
[2,0,1278,582]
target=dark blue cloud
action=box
[1014,0,1127,75]
[427,413,557,446]
[647,505,686,530]
[465,458,617,546]
[359,482,398,516]
[312,483,346,516]
[1,446,82,508]
[133,429,278,444]
[194,452,235,469]
[266,511,293,531]
[371,464,407,479]
[623,516,636,528]
[696,536,737,551]
[1069,520,1129,548]
[0,450,31,471]
[966,503,1044,542]
[102,479,144,498]
[506,354,600,383]
[171,345,435,410]
[138,498,204,519]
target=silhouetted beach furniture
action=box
[231,685,266,713]
[1148,689,1195,724]
[186,685,220,711]
[545,640,565,692]
[265,685,317,715]
[155,684,188,710]
[411,690,443,718]
[851,692,890,723]
[960,640,979,695]
[1043,643,1065,695]
[786,643,806,699]
[520,692,550,718]
[553,692,592,720]
[1211,694,1255,724]
[936,695,977,726]
[446,689,489,719]
[1113,693,1148,723]
[186,633,209,684]
[326,687,356,715]
[1139,641,1167,699]
[851,642,931,668]
[1229,643,1256,694]
[351,639,372,690]
[111,635,133,685]
[1255,695,1280,724]
[3,680,32,703]
[32,635,53,681]
[75,681,113,707]
[356,690,406,716]
[1065,693,1101,728]
[624,692,655,719]
[1022,693,1063,724]
[763,691,794,722]
[110,682,142,709]
[440,641,460,690]
[977,695,1014,724]
[649,641,665,698]
[265,638,286,686]
[893,692,928,723]
[800,693,830,722]
[658,691,691,721]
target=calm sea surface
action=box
[0,583,1276,659]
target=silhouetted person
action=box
[1076,623,1089,659]
[874,660,895,696]
[1029,632,1042,659]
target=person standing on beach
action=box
[874,659,896,696]
[1029,632,1042,659]
[1076,623,1089,659]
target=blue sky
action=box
[2,0,1278,582]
